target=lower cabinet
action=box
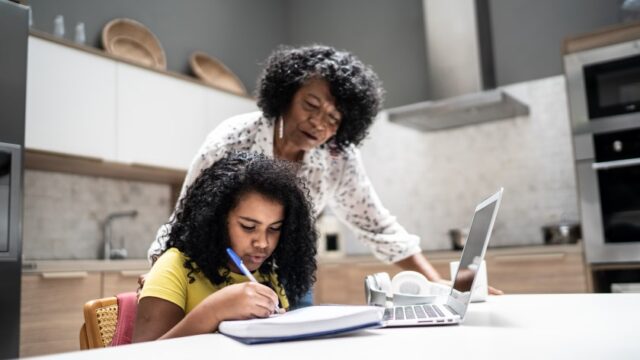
[102,270,147,297]
[20,269,148,358]
[314,244,588,305]
[487,249,587,294]
[314,262,403,305]
[20,272,101,357]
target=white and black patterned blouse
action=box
[148,112,421,263]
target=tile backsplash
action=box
[345,75,579,254]
[23,170,172,260]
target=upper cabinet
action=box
[116,63,207,170]
[26,37,118,160]
[25,34,258,170]
[204,89,259,132]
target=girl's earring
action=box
[279,116,284,139]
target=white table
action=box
[31,294,640,360]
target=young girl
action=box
[133,152,317,342]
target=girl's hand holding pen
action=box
[204,282,282,321]
[227,248,282,314]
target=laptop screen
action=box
[448,189,501,318]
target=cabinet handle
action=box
[492,253,566,263]
[41,271,88,279]
[120,270,147,277]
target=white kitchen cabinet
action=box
[116,63,207,170]
[25,37,118,160]
[204,87,257,132]
[26,34,257,171]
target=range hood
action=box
[387,0,529,131]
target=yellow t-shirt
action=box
[140,248,289,314]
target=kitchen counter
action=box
[317,243,583,264]
[22,244,582,272]
[22,259,150,273]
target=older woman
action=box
[147,45,495,307]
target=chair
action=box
[79,292,137,350]
[80,297,118,349]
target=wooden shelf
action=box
[25,149,186,185]
[564,21,640,54]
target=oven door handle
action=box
[592,157,640,170]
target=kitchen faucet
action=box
[102,210,138,260]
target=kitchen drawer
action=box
[20,272,101,357]
[486,251,588,293]
[102,270,146,296]
[315,262,401,305]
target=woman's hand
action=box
[203,282,280,322]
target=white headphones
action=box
[364,271,450,306]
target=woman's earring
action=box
[279,116,284,139]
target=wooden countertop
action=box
[317,243,583,264]
[22,244,583,272]
[22,259,150,273]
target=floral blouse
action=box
[148,112,421,263]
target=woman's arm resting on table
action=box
[394,253,504,295]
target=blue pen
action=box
[226,248,280,312]
[226,247,258,282]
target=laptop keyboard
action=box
[384,304,458,321]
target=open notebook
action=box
[218,305,384,344]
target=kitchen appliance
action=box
[541,223,581,245]
[565,23,640,135]
[386,0,529,131]
[0,1,29,358]
[449,228,469,250]
[564,23,640,264]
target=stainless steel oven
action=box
[574,129,640,263]
[565,23,640,264]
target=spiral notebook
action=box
[218,305,384,344]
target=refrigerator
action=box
[0,0,29,358]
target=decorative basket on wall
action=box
[102,18,167,70]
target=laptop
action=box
[382,188,503,327]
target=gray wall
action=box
[28,0,289,94]
[25,1,630,105]
[28,0,429,108]
[287,0,429,108]
[489,0,621,86]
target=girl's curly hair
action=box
[163,151,317,306]
[256,45,384,152]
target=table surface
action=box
[30,294,640,360]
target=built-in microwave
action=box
[565,29,640,135]
[584,53,640,120]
